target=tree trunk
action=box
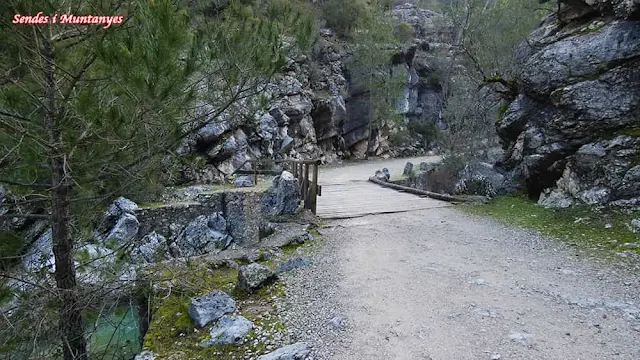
[42,27,88,360]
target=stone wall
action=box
[135,190,261,248]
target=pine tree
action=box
[0,0,312,358]
[347,1,406,157]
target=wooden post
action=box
[253,163,258,185]
[310,162,319,214]
[303,163,309,209]
[295,162,302,197]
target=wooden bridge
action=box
[314,156,451,219]
[236,156,450,219]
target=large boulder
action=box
[257,342,311,360]
[105,213,139,245]
[236,263,275,293]
[261,171,300,216]
[94,197,139,240]
[200,315,253,346]
[454,162,507,197]
[188,290,236,328]
[497,3,640,207]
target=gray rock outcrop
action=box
[188,290,236,328]
[94,197,139,241]
[257,342,311,360]
[174,213,233,256]
[21,228,53,272]
[168,3,455,179]
[454,162,507,197]
[237,263,276,293]
[130,232,170,264]
[105,213,139,244]
[261,171,300,216]
[498,2,640,208]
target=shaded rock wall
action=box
[175,2,452,183]
[497,0,640,208]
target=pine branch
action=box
[0,179,52,189]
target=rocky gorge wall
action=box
[173,2,453,185]
[496,0,640,208]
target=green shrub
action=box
[321,0,370,37]
[0,230,24,270]
[389,129,412,146]
[407,120,438,146]
[395,22,415,43]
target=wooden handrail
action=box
[231,158,322,214]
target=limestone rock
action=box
[261,171,300,216]
[21,228,54,272]
[257,342,311,360]
[497,3,640,206]
[237,263,275,293]
[201,315,253,346]
[130,232,169,264]
[134,351,158,360]
[235,175,254,187]
[403,162,414,176]
[105,213,139,245]
[94,197,139,240]
[188,290,236,328]
[258,113,279,141]
[630,218,640,234]
[454,162,506,197]
[374,169,388,182]
[176,213,233,256]
[275,257,311,274]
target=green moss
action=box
[496,102,509,125]
[280,241,304,255]
[460,195,639,255]
[308,228,320,238]
[143,295,194,351]
[143,268,288,359]
[618,127,640,137]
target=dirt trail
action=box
[277,159,640,360]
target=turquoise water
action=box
[85,304,142,360]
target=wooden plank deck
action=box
[316,181,450,219]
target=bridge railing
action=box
[232,159,322,215]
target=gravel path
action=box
[274,161,640,360]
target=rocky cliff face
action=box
[174,2,451,185]
[497,0,640,208]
